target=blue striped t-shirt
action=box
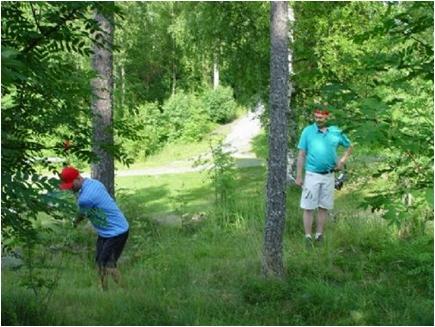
[77,178,129,237]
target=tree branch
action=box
[23,8,81,54]
[30,3,42,34]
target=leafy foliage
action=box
[292,1,434,227]
[162,91,211,142]
[114,2,184,107]
[2,2,92,241]
[201,86,238,123]
[114,2,270,106]
[119,102,167,160]
[1,2,131,241]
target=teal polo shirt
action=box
[77,178,129,238]
[298,123,351,173]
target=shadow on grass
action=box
[117,180,216,221]
[237,166,266,195]
[117,185,172,217]
[234,157,265,168]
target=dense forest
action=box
[2,1,433,325]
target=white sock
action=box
[315,232,322,239]
[305,234,312,239]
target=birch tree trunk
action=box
[263,1,289,278]
[171,2,177,95]
[121,64,125,110]
[213,51,220,89]
[91,8,115,197]
[287,3,298,185]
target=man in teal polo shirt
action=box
[295,109,352,245]
[59,166,129,291]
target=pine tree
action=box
[263,1,289,278]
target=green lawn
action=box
[2,165,433,326]
[116,115,234,171]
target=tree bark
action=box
[213,51,220,89]
[121,64,125,111]
[171,3,177,95]
[287,3,298,185]
[263,1,289,278]
[91,8,115,197]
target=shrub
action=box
[196,141,239,226]
[201,86,238,124]
[162,91,211,142]
[121,102,168,160]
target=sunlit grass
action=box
[116,114,237,171]
[2,165,433,326]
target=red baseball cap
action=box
[314,108,330,116]
[59,166,80,190]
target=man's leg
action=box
[99,266,109,291]
[303,209,314,236]
[316,207,328,236]
[301,172,320,239]
[96,236,109,291]
[105,231,129,288]
[107,267,122,285]
[316,174,334,241]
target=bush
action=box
[195,141,239,226]
[122,102,168,160]
[162,91,211,142]
[201,86,238,124]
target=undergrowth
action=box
[2,167,433,326]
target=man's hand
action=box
[335,159,345,171]
[335,160,344,170]
[295,176,303,187]
[73,214,85,228]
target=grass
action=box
[116,113,236,171]
[3,130,434,326]
[2,164,433,326]
[116,170,213,216]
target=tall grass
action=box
[2,167,433,325]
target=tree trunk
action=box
[213,51,220,89]
[171,3,177,95]
[263,1,289,278]
[287,3,297,185]
[172,62,177,95]
[121,64,125,111]
[91,7,115,197]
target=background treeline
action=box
[2,0,433,258]
[291,2,433,230]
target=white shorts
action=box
[300,171,335,210]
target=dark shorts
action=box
[95,230,129,268]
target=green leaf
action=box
[425,188,434,208]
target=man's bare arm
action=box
[295,150,306,187]
[336,145,353,170]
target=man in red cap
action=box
[59,166,129,291]
[295,108,352,246]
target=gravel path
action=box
[222,103,263,158]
